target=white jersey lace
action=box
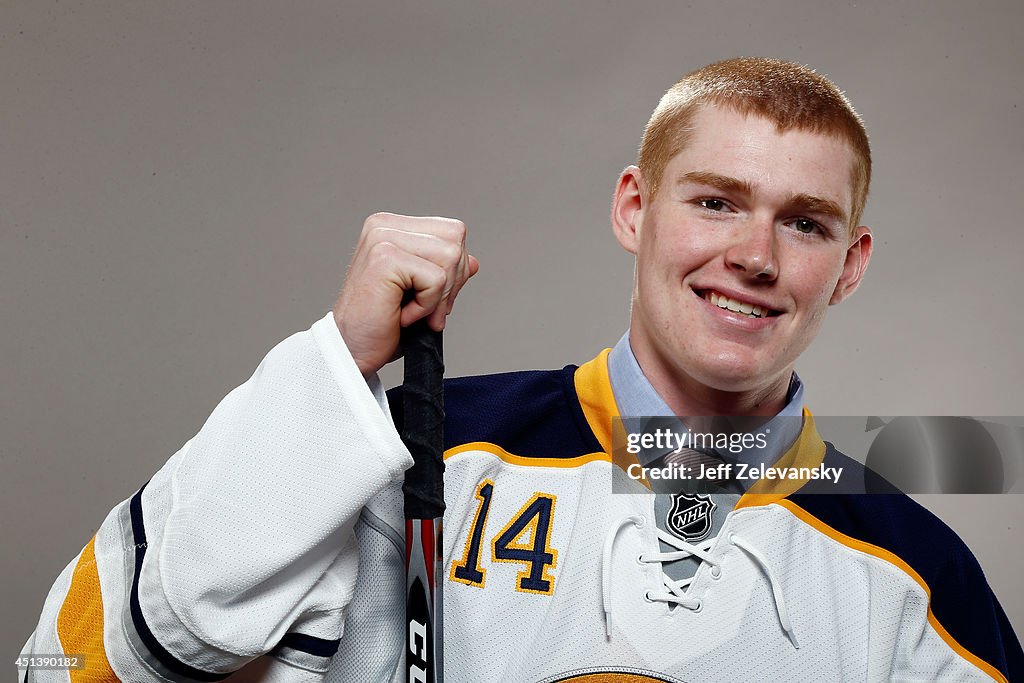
[601,514,800,649]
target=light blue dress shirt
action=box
[606,331,805,470]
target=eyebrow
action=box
[787,193,848,226]
[676,171,848,227]
[677,171,753,196]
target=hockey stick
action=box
[401,316,445,683]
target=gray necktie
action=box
[649,447,743,494]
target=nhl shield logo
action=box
[667,493,716,541]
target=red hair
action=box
[638,57,871,233]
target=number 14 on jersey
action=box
[449,479,559,595]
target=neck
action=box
[630,332,792,419]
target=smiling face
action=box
[613,104,873,415]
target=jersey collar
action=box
[574,334,826,499]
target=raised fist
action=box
[333,212,479,377]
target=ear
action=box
[829,226,873,305]
[611,165,646,255]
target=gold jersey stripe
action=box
[573,348,616,455]
[57,535,119,681]
[445,441,610,468]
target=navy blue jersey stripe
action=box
[271,633,341,658]
[788,492,1023,681]
[794,443,901,495]
[388,365,602,460]
[128,484,230,682]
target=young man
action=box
[23,58,1022,682]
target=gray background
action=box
[3,0,1022,663]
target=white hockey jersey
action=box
[22,314,1022,682]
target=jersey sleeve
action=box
[20,312,413,682]
[789,492,1023,682]
[892,523,1024,682]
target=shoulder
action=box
[387,365,604,459]
[789,444,981,565]
[788,488,972,565]
[786,489,1023,679]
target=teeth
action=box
[704,291,771,319]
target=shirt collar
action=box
[606,330,805,467]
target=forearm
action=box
[22,313,412,681]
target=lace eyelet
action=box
[710,565,722,579]
[634,515,647,529]
[643,591,655,603]
[637,553,647,566]
[689,599,703,613]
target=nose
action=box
[725,219,778,281]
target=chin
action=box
[697,372,765,395]
[688,354,780,395]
